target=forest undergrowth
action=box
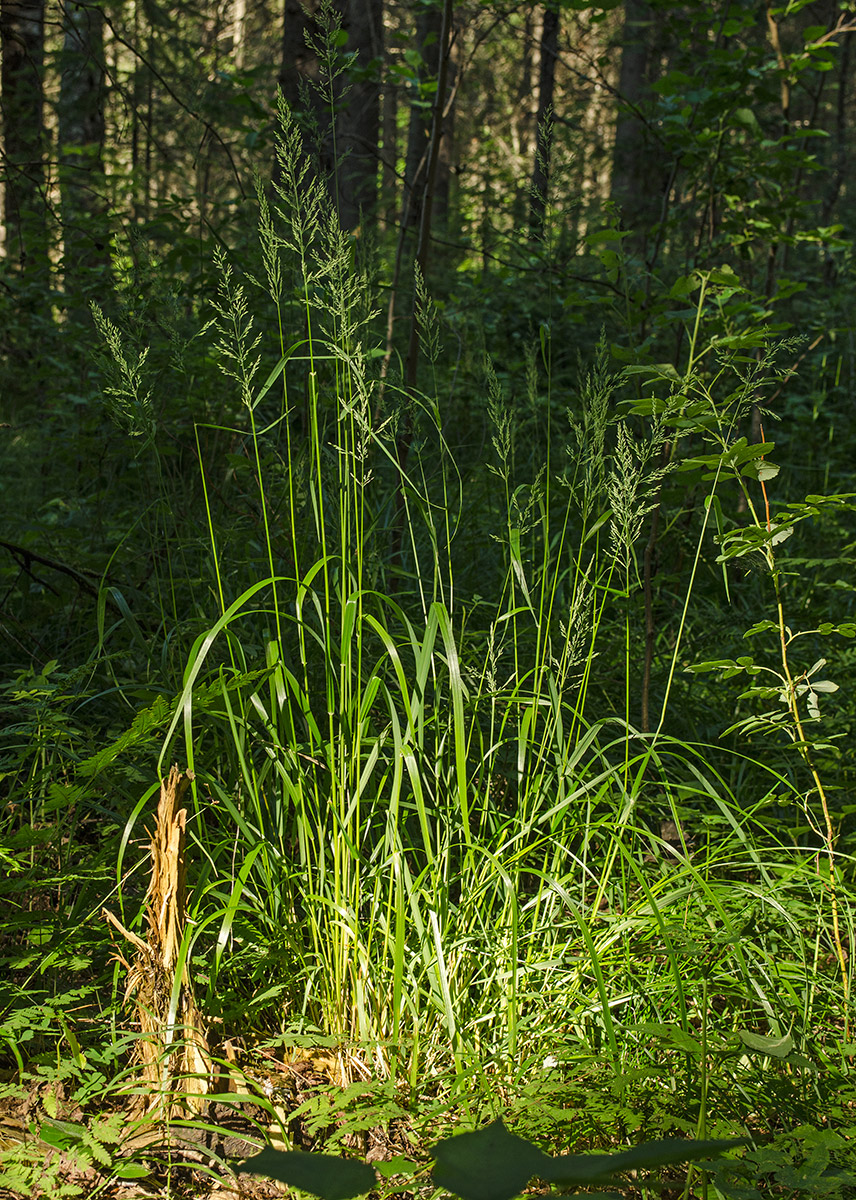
[2,93,856,1200]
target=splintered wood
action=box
[103,765,211,1117]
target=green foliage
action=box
[712,1126,856,1199]
[4,11,856,1190]
[0,1061,150,1197]
[239,1119,746,1200]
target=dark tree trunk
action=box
[278,0,331,185]
[381,58,398,227]
[433,52,455,231]
[279,0,320,114]
[335,0,383,231]
[58,0,111,320]
[280,0,382,228]
[0,0,46,275]
[518,7,535,161]
[403,0,442,230]
[528,3,559,240]
[610,0,663,247]
[387,0,453,584]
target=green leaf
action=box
[586,228,630,245]
[431,1120,552,1200]
[706,264,741,286]
[668,275,699,299]
[622,362,682,381]
[544,1139,747,1184]
[733,108,762,134]
[627,1022,703,1053]
[114,1162,151,1179]
[736,1029,795,1059]
[770,524,793,545]
[560,1194,626,1200]
[251,339,308,407]
[39,1117,86,1149]
[743,620,779,638]
[238,1149,377,1200]
[430,1121,745,1200]
[375,1156,419,1179]
[687,657,757,678]
[740,458,779,482]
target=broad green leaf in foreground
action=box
[432,1120,554,1200]
[240,1122,748,1200]
[560,1194,625,1200]
[541,1137,750,1185]
[237,1148,377,1200]
[432,1121,747,1200]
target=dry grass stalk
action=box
[103,765,211,1118]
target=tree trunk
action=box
[0,0,46,275]
[278,0,329,183]
[58,0,111,321]
[528,3,559,240]
[381,60,398,227]
[232,0,247,68]
[403,0,442,230]
[517,7,535,161]
[433,53,455,231]
[335,0,383,231]
[279,0,320,113]
[387,0,453,584]
[610,0,662,246]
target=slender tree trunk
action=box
[131,0,142,220]
[232,0,247,68]
[513,8,535,224]
[0,0,46,275]
[403,1,442,230]
[335,0,383,231]
[403,0,453,388]
[388,0,454,585]
[528,3,559,240]
[517,8,535,161]
[434,53,455,231]
[381,62,398,227]
[58,0,111,321]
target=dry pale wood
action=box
[103,765,211,1117]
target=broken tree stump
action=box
[103,765,211,1118]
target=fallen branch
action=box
[0,538,100,597]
